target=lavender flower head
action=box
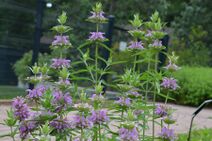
[145,30,152,37]
[90,94,104,101]
[19,121,36,139]
[161,77,179,90]
[119,127,139,141]
[57,78,71,86]
[53,91,72,105]
[128,41,144,49]
[88,109,109,124]
[70,115,93,128]
[52,35,70,46]
[50,118,71,132]
[164,61,180,71]
[51,58,71,69]
[88,11,107,22]
[151,40,162,47]
[26,85,46,99]
[89,32,106,41]
[159,127,175,141]
[115,97,131,107]
[155,105,168,117]
[12,97,30,121]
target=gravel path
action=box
[0,103,212,141]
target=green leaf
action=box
[57,11,67,24]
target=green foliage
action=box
[171,25,210,66]
[13,51,51,82]
[177,128,212,141]
[171,0,212,66]
[173,66,212,106]
[0,86,25,99]
[13,51,32,82]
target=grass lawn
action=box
[177,128,212,141]
[0,85,25,99]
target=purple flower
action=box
[128,41,144,49]
[26,85,46,99]
[51,58,71,69]
[52,35,70,46]
[12,97,30,121]
[50,118,71,132]
[88,11,106,21]
[164,61,180,71]
[57,78,71,85]
[70,115,93,128]
[115,97,131,107]
[19,121,36,139]
[159,127,175,141]
[88,109,109,124]
[90,94,104,101]
[53,91,72,105]
[145,30,152,37]
[151,40,162,47]
[119,127,139,141]
[89,32,106,41]
[155,105,168,117]
[161,77,179,90]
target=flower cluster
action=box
[115,97,131,107]
[119,127,139,141]
[50,118,71,132]
[2,4,181,141]
[12,97,30,121]
[51,58,71,69]
[159,127,175,141]
[128,41,144,49]
[27,85,46,99]
[89,32,106,41]
[71,115,93,128]
[161,77,179,90]
[19,121,36,139]
[52,35,70,46]
[88,109,109,124]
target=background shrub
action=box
[173,66,212,106]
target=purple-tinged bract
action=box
[26,85,46,99]
[119,127,139,141]
[12,97,30,121]
[159,127,175,141]
[19,121,36,139]
[89,32,106,41]
[88,109,109,124]
[155,105,168,117]
[128,41,144,49]
[50,118,71,132]
[51,58,71,69]
[52,35,70,46]
[161,77,179,90]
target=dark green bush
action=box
[173,66,212,106]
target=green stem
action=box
[165,91,169,105]
[99,124,101,141]
[152,53,158,140]
[133,53,138,72]
[95,42,98,84]
[143,60,151,140]
[80,127,83,141]
[10,127,15,141]
[95,23,99,85]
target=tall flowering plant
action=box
[1,3,180,141]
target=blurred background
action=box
[0,0,212,106]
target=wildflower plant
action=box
[1,3,180,141]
